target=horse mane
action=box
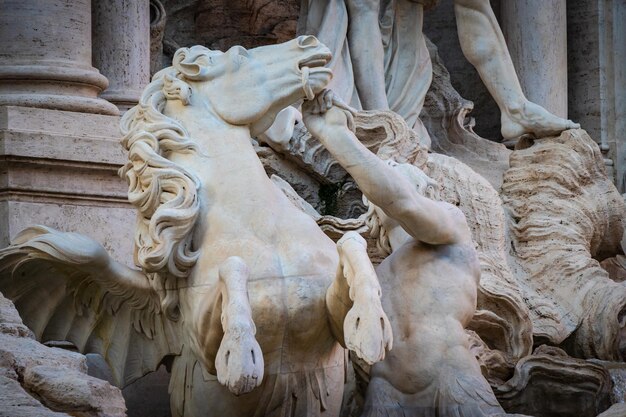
[119,66,202,318]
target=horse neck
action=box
[181,111,275,196]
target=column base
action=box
[0,64,119,115]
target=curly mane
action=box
[119,66,202,316]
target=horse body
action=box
[173,114,344,375]
[0,36,391,417]
[150,38,390,415]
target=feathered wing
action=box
[0,226,181,387]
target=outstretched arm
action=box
[303,92,466,245]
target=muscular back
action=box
[368,236,481,395]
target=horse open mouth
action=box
[298,52,332,70]
[299,53,332,100]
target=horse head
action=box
[167,35,332,136]
[118,36,332,300]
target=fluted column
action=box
[92,0,150,112]
[501,0,568,118]
[0,0,118,115]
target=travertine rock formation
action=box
[502,130,626,361]
[495,346,612,417]
[0,292,126,417]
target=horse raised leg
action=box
[215,256,264,395]
[326,232,393,364]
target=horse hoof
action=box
[343,299,393,365]
[215,328,264,395]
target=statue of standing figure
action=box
[298,0,579,144]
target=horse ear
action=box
[173,46,219,80]
[163,74,192,105]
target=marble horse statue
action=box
[0,36,392,417]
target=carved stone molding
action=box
[0,0,118,115]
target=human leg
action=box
[454,0,579,139]
[345,0,389,110]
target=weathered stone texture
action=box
[0,291,126,417]
[160,0,299,55]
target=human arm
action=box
[303,91,467,245]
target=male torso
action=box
[372,236,480,394]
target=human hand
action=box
[302,89,357,139]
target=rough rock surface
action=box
[502,130,626,360]
[495,346,612,417]
[0,292,126,417]
[159,0,299,66]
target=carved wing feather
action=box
[0,226,180,387]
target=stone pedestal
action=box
[0,106,135,266]
[501,0,568,119]
[92,0,151,112]
[0,0,118,115]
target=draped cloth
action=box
[298,0,436,131]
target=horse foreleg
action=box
[326,232,393,365]
[215,256,264,395]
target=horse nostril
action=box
[297,35,319,48]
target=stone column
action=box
[501,0,568,118]
[92,0,150,112]
[0,0,118,115]
[150,0,167,76]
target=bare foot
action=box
[501,100,580,140]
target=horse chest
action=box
[248,274,334,350]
